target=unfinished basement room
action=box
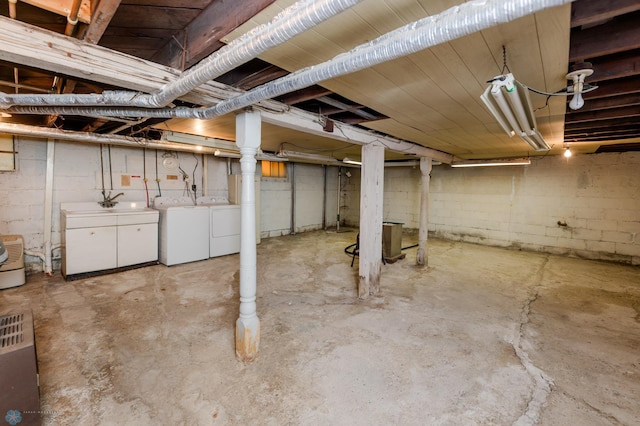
[0,0,639,424]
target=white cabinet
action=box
[61,205,159,278]
[64,226,117,275]
[117,223,158,267]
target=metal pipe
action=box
[65,0,82,36]
[0,122,220,154]
[4,0,572,121]
[0,0,363,109]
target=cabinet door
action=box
[65,227,117,275]
[117,223,158,267]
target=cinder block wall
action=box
[344,152,640,265]
[261,163,339,237]
[0,137,339,272]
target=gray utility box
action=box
[0,310,41,425]
[382,222,403,260]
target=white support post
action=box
[416,157,432,266]
[235,109,261,362]
[358,142,385,299]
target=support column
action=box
[235,109,261,362]
[416,157,432,266]
[358,142,385,299]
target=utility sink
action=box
[61,202,159,229]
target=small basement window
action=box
[261,160,287,178]
[0,134,15,171]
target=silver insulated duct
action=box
[0,0,364,109]
[3,0,573,121]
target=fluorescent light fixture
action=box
[278,150,340,165]
[481,73,550,151]
[384,160,419,167]
[162,131,238,150]
[213,149,241,158]
[451,157,531,168]
[343,157,362,166]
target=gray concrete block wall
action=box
[367,152,639,265]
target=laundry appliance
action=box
[153,197,210,266]
[197,197,241,258]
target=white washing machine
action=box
[154,197,210,266]
[198,197,241,258]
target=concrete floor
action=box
[1,230,639,425]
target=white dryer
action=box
[154,197,210,266]
[198,197,241,258]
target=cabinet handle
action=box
[90,232,95,235]
[137,228,141,231]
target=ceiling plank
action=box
[569,13,640,61]
[151,0,277,69]
[570,0,640,28]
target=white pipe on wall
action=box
[43,138,55,275]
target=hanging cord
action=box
[143,148,149,207]
[154,149,162,198]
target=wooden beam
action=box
[583,78,640,100]
[570,92,640,112]
[416,157,431,267]
[277,87,334,105]
[79,0,121,44]
[565,105,640,123]
[151,0,277,69]
[588,50,640,83]
[565,116,640,132]
[571,0,640,28]
[358,142,385,299]
[570,14,640,61]
[565,131,640,142]
[316,96,379,121]
[235,66,289,90]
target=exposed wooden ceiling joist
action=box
[583,77,640,99]
[150,0,277,69]
[565,105,640,124]
[569,12,640,61]
[588,50,640,83]
[570,0,640,28]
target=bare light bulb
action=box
[564,147,572,158]
[569,92,584,110]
